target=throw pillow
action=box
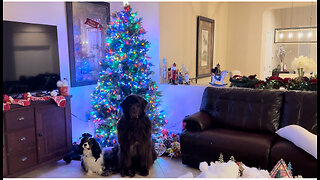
[276,125,317,159]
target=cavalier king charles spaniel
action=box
[79,137,120,176]
[80,137,104,175]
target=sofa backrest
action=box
[280,91,317,135]
[200,87,284,133]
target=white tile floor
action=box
[18,157,200,178]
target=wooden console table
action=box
[3,96,72,177]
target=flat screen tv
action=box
[3,20,60,95]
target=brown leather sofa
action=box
[180,87,317,177]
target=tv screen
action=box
[3,20,60,95]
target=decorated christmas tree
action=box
[90,3,166,147]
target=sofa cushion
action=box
[269,136,317,178]
[200,87,284,133]
[280,91,317,135]
[180,128,277,169]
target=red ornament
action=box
[161,129,169,137]
[124,5,130,12]
[171,133,177,138]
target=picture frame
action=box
[196,16,215,81]
[66,2,110,87]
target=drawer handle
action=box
[20,137,27,141]
[21,157,28,162]
[17,117,25,121]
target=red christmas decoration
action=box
[161,129,169,137]
[84,18,100,28]
[270,158,293,178]
[124,5,130,12]
[3,103,10,111]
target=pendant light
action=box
[274,2,317,44]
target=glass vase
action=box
[297,68,304,77]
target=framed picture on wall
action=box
[66,2,110,87]
[196,16,215,80]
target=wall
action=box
[271,5,317,74]
[206,2,313,79]
[158,2,314,81]
[3,2,161,142]
[159,2,229,84]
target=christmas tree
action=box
[219,153,224,163]
[230,156,236,162]
[90,3,166,147]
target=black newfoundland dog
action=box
[117,94,157,177]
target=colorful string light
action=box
[90,5,166,147]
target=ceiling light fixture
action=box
[274,2,317,44]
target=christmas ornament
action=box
[171,63,178,85]
[270,158,293,178]
[178,72,184,84]
[161,129,169,137]
[210,64,228,86]
[184,72,190,85]
[167,68,172,83]
[170,133,179,141]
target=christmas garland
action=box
[3,93,66,111]
[230,75,317,91]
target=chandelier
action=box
[274,2,317,44]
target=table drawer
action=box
[7,148,37,175]
[6,128,36,154]
[4,108,34,132]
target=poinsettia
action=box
[283,78,291,84]
[255,81,266,88]
[248,74,257,80]
[268,76,284,83]
[309,79,317,84]
[232,75,242,79]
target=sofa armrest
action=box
[183,111,212,131]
